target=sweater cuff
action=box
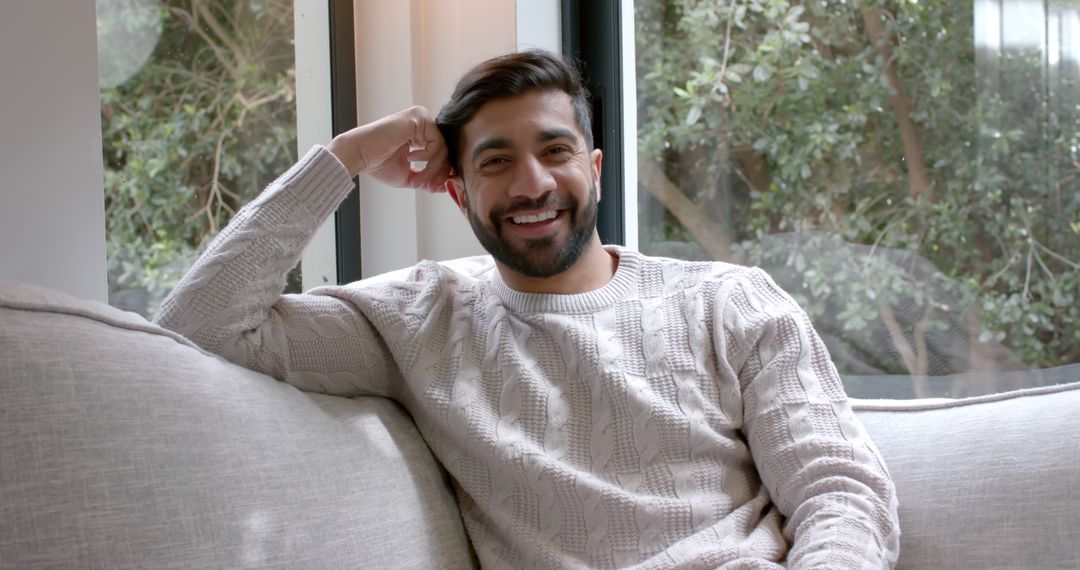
[254,144,355,223]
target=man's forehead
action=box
[462,90,583,149]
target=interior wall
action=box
[0,2,107,302]
[353,0,518,277]
[516,0,562,53]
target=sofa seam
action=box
[851,380,1080,412]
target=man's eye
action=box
[546,145,573,157]
[480,157,509,169]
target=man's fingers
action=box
[390,142,414,169]
[409,159,450,192]
[395,105,443,151]
[406,131,450,191]
[343,104,451,191]
[408,147,450,192]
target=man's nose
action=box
[508,155,557,198]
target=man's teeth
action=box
[511,210,558,224]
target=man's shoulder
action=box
[627,247,766,287]
[306,256,494,303]
[428,255,498,283]
[625,247,800,316]
[298,257,493,327]
[329,255,493,288]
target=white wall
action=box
[0,2,107,302]
[517,0,561,53]
[353,0,422,278]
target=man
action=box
[156,50,899,568]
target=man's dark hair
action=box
[435,49,593,175]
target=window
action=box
[97,0,302,317]
[588,0,1080,397]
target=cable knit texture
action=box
[155,145,900,569]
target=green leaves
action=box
[100,0,297,316]
[752,63,773,82]
[636,0,1079,376]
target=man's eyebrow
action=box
[537,127,579,143]
[471,137,513,164]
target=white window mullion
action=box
[295,0,338,291]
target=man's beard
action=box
[466,183,598,279]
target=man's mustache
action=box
[491,192,574,219]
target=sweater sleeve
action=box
[153,146,402,398]
[721,267,901,569]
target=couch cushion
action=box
[852,382,1080,570]
[0,281,475,569]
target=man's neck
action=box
[495,236,617,295]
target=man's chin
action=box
[468,203,595,279]
[496,240,575,278]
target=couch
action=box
[2,279,1078,569]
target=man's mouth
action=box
[509,210,560,225]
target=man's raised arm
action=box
[153,106,449,397]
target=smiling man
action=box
[448,88,608,290]
[156,50,900,568]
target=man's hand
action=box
[326,105,450,193]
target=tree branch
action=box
[168,5,240,79]
[1033,239,1080,270]
[719,0,737,80]
[192,1,248,79]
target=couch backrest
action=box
[0,281,476,569]
[4,279,1077,569]
[853,383,1080,570]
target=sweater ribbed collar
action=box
[489,245,640,314]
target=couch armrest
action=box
[0,280,475,569]
[852,382,1080,570]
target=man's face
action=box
[450,89,603,278]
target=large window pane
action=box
[97,0,299,317]
[634,0,1079,398]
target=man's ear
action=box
[447,177,467,214]
[590,148,603,200]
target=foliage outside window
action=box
[634,0,1079,397]
[98,0,298,318]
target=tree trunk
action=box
[880,304,930,396]
[862,5,933,201]
[638,155,741,263]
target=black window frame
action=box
[562,0,627,246]
[329,0,362,284]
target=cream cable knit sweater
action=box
[155,146,899,569]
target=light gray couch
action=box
[2,280,1078,569]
